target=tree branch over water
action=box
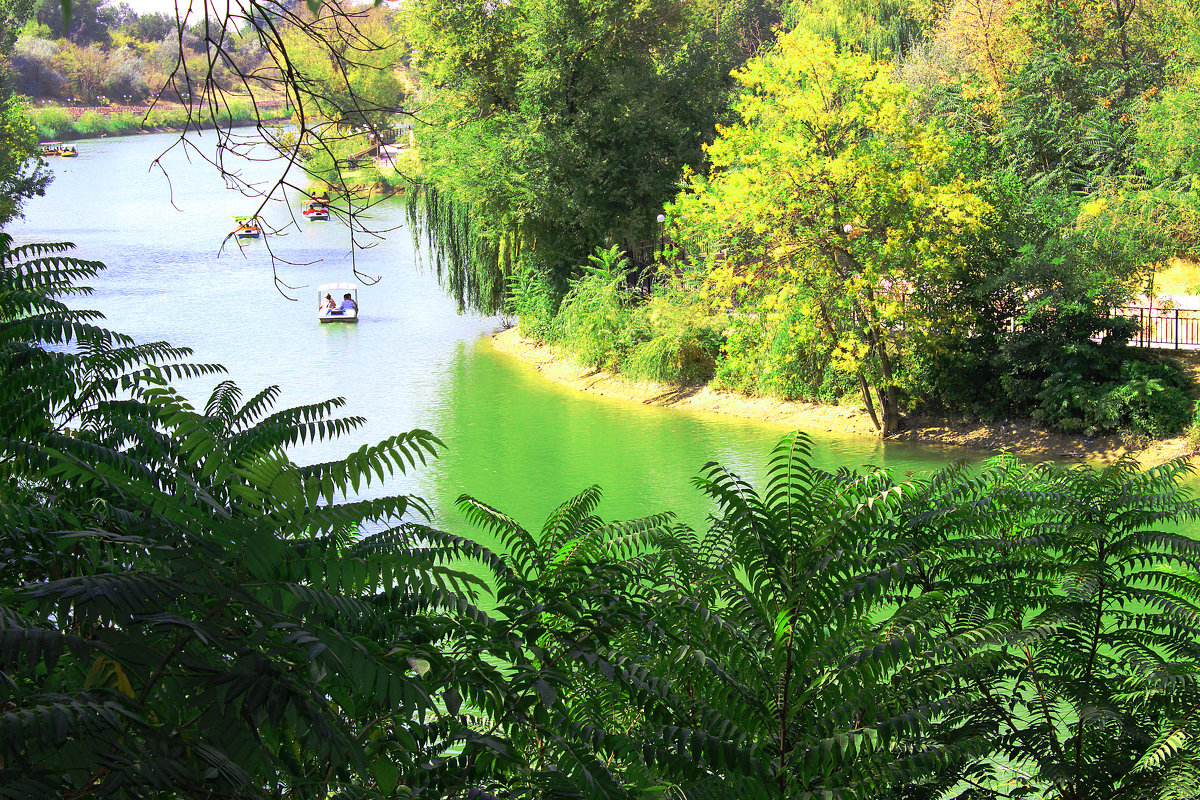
[107,0,411,293]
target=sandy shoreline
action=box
[489,327,1197,467]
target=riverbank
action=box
[490,327,1197,466]
[29,102,290,142]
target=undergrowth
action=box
[29,100,287,141]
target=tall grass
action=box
[72,111,110,135]
[506,261,556,341]
[552,246,645,371]
[625,318,719,385]
[30,106,71,139]
[29,100,288,142]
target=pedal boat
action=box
[318,282,358,324]
[233,215,261,239]
[302,201,329,221]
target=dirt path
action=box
[489,327,1197,467]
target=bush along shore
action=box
[499,245,1200,467]
[28,100,292,142]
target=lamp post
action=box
[656,213,666,257]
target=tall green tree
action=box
[32,0,108,45]
[671,29,988,434]
[406,0,780,312]
[0,0,50,227]
[787,0,932,60]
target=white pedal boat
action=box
[318,282,359,323]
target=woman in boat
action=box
[322,294,337,312]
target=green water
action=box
[10,132,1009,536]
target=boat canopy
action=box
[317,281,359,323]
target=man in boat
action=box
[341,293,357,311]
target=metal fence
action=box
[1111,306,1200,350]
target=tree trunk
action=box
[860,328,900,435]
[874,336,901,435]
[859,287,901,436]
[858,372,881,432]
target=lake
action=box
[10,131,1005,536]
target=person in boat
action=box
[341,293,357,312]
[323,294,337,311]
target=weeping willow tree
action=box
[402,183,519,315]
[786,0,932,60]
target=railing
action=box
[1111,305,1200,350]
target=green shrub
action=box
[711,304,850,402]
[1033,356,1190,436]
[711,313,769,395]
[73,110,106,134]
[30,106,70,139]
[552,245,645,370]
[103,112,143,134]
[506,260,557,342]
[28,102,291,142]
[143,106,190,129]
[626,323,720,385]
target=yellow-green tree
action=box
[672,29,988,435]
[279,5,407,162]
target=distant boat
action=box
[318,282,358,324]
[59,145,77,157]
[302,201,329,221]
[232,215,261,239]
[39,142,62,156]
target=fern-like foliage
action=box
[8,236,1200,800]
[447,486,686,798]
[0,239,494,798]
[448,435,998,799]
[924,456,1200,800]
[619,432,991,799]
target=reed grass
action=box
[29,100,289,142]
